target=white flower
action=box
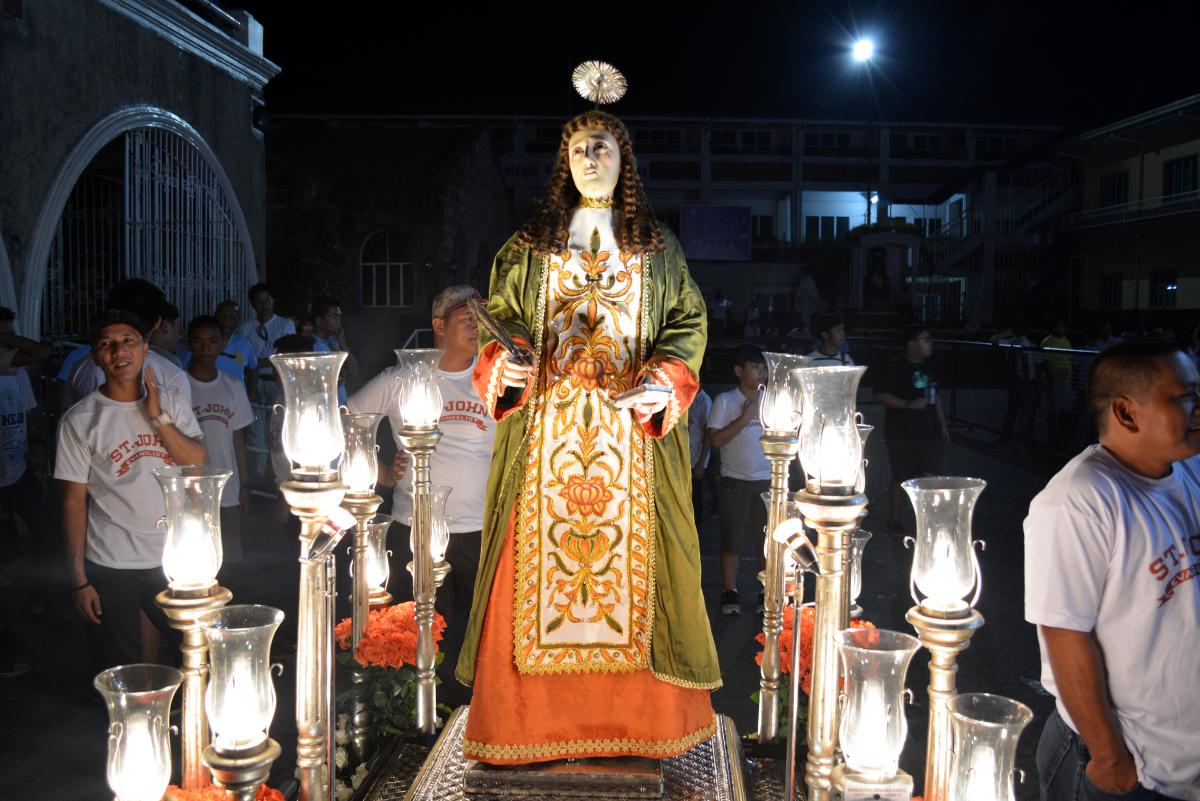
[351,762,369,789]
[335,747,348,769]
[336,783,354,801]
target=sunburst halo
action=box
[571,60,628,106]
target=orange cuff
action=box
[474,340,534,422]
[635,357,698,439]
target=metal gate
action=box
[42,127,251,342]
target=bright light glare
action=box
[852,38,875,62]
[870,192,880,205]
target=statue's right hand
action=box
[500,358,535,389]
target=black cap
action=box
[813,313,844,337]
[88,309,147,344]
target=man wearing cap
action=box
[348,285,495,689]
[807,313,855,367]
[56,309,205,669]
[63,279,193,411]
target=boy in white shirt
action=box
[807,313,856,367]
[707,344,770,615]
[186,315,254,583]
[57,309,205,668]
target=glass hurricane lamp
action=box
[199,604,285,755]
[268,351,347,478]
[797,366,867,494]
[835,628,921,781]
[948,693,1033,801]
[154,465,231,593]
[341,412,383,496]
[394,348,444,429]
[94,664,183,801]
[758,352,810,434]
[903,476,987,615]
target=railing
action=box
[997,160,1079,234]
[938,339,1099,455]
[1064,189,1200,230]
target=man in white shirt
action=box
[1025,338,1200,801]
[63,280,194,412]
[348,285,495,684]
[56,309,206,669]
[707,344,770,615]
[238,283,295,488]
[807,313,856,367]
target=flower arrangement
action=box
[164,784,284,801]
[753,603,876,740]
[334,601,446,671]
[332,601,451,797]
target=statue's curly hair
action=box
[516,111,663,256]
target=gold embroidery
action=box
[513,235,654,674]
[463,716,717,762]
[652,670,724,690]
[578,195,615,209]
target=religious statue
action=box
[456,63,721,765]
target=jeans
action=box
[246,379,281,484]
[1038,709,1174,801]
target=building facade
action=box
[0,0,277,343]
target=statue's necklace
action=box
[578,195,615,209]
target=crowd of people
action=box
[0,272,1195,798]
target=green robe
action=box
[456,228,722,689]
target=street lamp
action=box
[851,37,878,227]
[852,37,874,62]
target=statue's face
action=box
[568,127,620,200]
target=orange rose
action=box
[561,475,614,517]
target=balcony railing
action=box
[1064,189,1200,230]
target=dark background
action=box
[239,1,1197,129]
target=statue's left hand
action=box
[630,382,672,424]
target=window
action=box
[804,131,851,150]
[1150,270,1178,308]
[634,127,682,152]
[804,216,849,241]
[712,130,737,153]
[1098,272,1122,308]
[1163,156,1198,196]
[1100,172,1129,207]
[752,214,774,242]
[912,133,941,151]
[741,130,772,153]
[360,232,413,308]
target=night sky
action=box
[239,1,1197,131]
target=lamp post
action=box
[755,352,809,744]
[793,365,868,801]
[340,412,384,646]
[152,465,233,791]
[902,476,987,801]
[94,664,183,801]
[852,36,878,228]
[199,604,285,801]
[394,348,444,735]
[270,350,348,801]
[770,508,819,801]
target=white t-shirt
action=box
[0,370,37,487]
[688,389,712,470]
[707,388,770,481]
[237,315,296,377]
[1024,445,1200,800]
[806,348,856,367]
[66,349,193,412]
[348,359,495,532]
[188,372,254,507]
[55,388,204,570]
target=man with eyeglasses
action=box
[237,283,295,488]
[875,324,949,539]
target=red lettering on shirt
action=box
[1157,563,1200,607]
[440,413,486,432]
[115,449,174,477]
